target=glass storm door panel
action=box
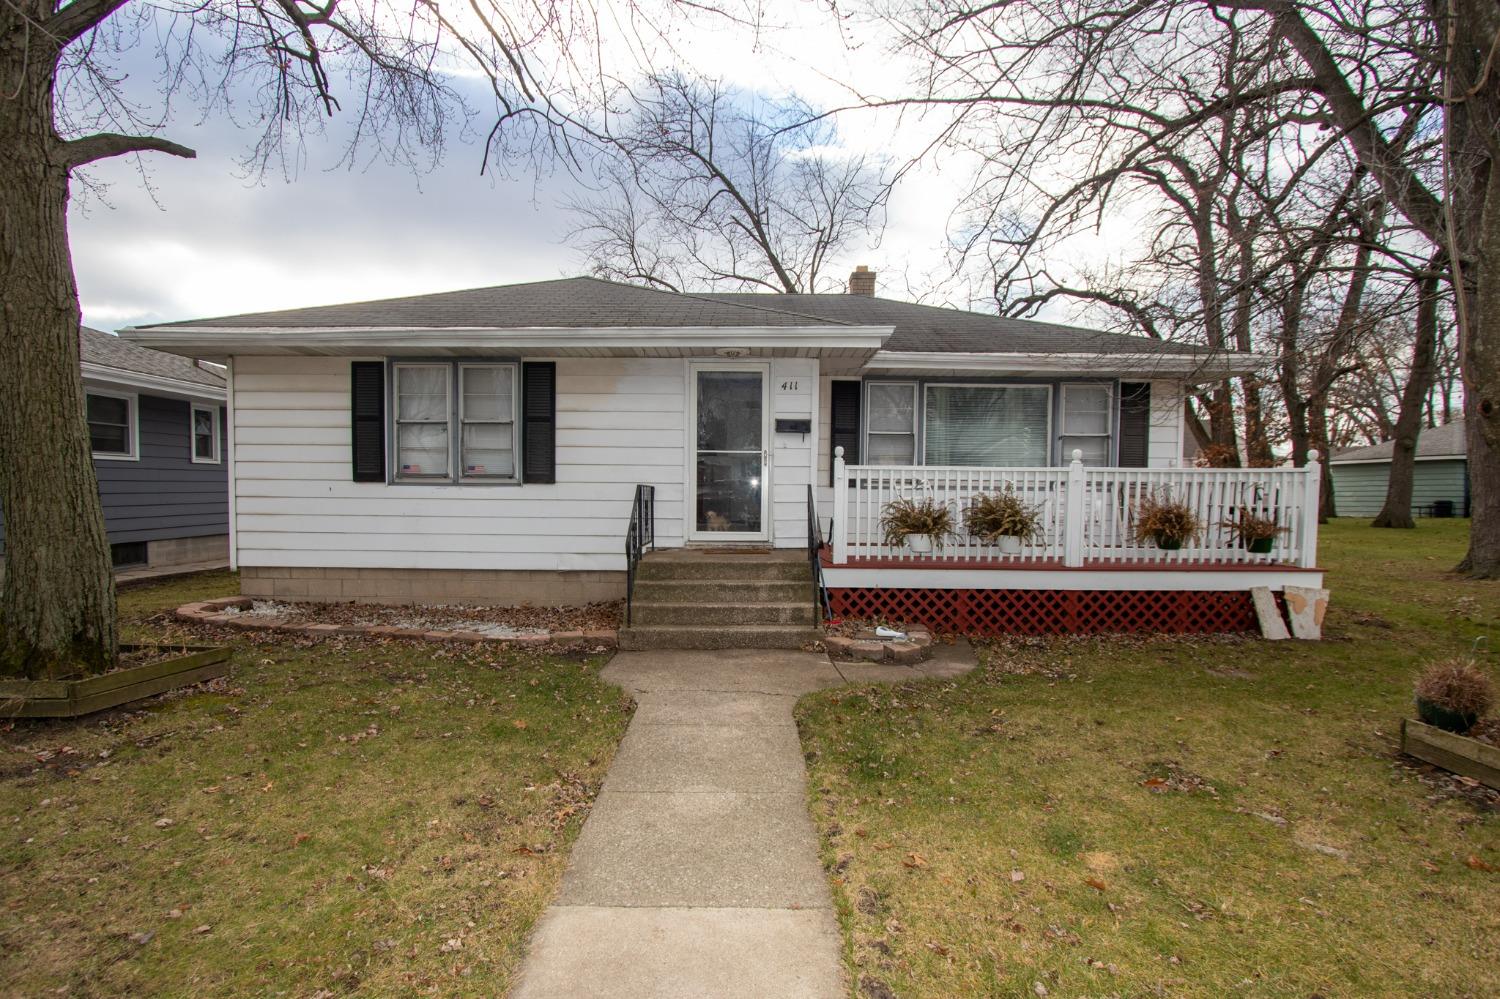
[694,368,768,537]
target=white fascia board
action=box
[822,565,1324,591]
[864,350,1265,378]
[1329,454,1465,465]
[119,324,893,354]
[81,362,227,402]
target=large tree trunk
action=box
[1373,270,1441,528]
[0,12,118,678]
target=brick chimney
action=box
[847,265,876,296]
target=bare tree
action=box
[1373,264,1446,527]
[0,0,744,677]
[568,73,887,292]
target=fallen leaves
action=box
[902,852,928,869]
[1465,855,1495,872]
[1084,876,1108,892]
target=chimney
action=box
[847,265,876,297]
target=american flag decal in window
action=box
[401,464,421,474]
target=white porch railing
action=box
[830,448,1321,569]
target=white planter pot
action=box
[904,534,935,555]
[996,535,1023,555]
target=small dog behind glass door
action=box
[704,510,732,531]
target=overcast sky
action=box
[65,4,1086,332]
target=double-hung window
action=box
[87,391,136,460]
[924,384,1051,466]
[393,362,518,482]
[1059,384,1112,465]
[458,364,517,479]
[864,382,917,465]
[190,404,220,463]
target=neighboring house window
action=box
[86,391,137,460]
[1059,384,1113,466]
[393,362,519,482]
[864,382,917,465]
[190,403,221,463]
[459,364,517,479]
[924,384,1051,466]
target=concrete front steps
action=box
[618,549,822,651]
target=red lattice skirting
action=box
[827,587,1260,636]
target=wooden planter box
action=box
[0,645,230,719]
[1402,718,1500,790]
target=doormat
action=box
[697,547,776,555]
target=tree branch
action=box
[61,133,197,168]
[43,0,130,46]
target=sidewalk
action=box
[511,645,974,999]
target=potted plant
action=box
[1132,490,1200,551]
[1414,657,1494,733]
[880,496,954,554]
[1222,508,1287,554]
[964,487,1041,555]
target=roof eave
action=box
[81,362,226,401]
[865,350,1265,378]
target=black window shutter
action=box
[1117,382,1151,468]
[350,362,386,482]
[830,380,861,484]
[522,362,557,484]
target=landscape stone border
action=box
[176,596,618,649]
[823,628,933,665]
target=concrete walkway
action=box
[511,645,975,999]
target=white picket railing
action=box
[831,448,1321,569]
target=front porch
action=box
[817,450,1325,634]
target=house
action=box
[0,328,229,576]
[121,271,1324,642]
[1329,421,1469,518]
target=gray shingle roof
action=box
[137,277,844,331]
[81,326,225,388]
[130,275,1207,357]
[1331,420,1467,463]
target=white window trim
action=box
[87,388,139,461]
[190,403,221,464]
[863,380,918,467]
[457,362,520,482]
[1058,382,1114,465]
[921,382,1054,467]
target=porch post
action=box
[1300,450,1322,568]
[833,446,849,565]
[1064,449,1085,568]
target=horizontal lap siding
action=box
[1330,459,1468,517]
[231,355,687,572]
[0,394,228,550]
[1146,380,1183,468]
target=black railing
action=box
[625,484,656,626]
[807,485,832,623]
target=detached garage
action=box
[1329,420,1469,518]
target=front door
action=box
[691,363,770,542]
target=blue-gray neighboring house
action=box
[1329,420,1469,518]
[0,327,229,573]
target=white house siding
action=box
[232,355,823,575]
[1146,379,1185,468]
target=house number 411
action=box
[780,380,800,391]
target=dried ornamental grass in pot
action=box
[1131,490,1200,551]
[964,487,1042,555]
[880,496,955,554]
[1414,656,1495,733]
[1221,508,1288,554]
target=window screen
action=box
[865,382,916,465]
[460,365,516,479]
[395,364,451,478]
[1060,384,1112,466]
[923,385,1050,466]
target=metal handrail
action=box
[625,484,656,625]
[807,485,832,623]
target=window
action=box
[393,362,518,483]
[1059,384,1113,466]
[190,404,220,463]
[459,364,516,479]
[111,541,147,568]
[86,391,136,459]
[864,382,916,465]
[923,384,1051,466]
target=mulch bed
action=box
[223,599,621,636]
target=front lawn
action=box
[0,573,632,996]
[798,519,1500,998]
